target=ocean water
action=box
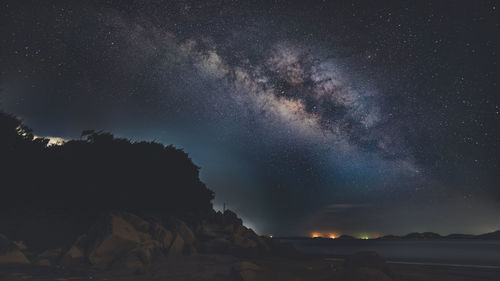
[284,239,500,267]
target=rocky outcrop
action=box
[60,234,87,266]
[167,234,185,257]
[13,240,27,251]
[196,210,271,256]
[33,248,62,266]
[164,217,196,245]
[60,211,197,271]
[403,232,442,239]
[0,234,30,264]
[2,208,297,274]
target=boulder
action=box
[167,234,184,257]
[114,240,163,272]
[0,234,30,264]
[119,212,151,233]
[59,211,202,270]
[221,210,243,226]
[196,224,219,239]
[200,237,233,254]
[197,210,274,256]
[60,211,184,269]
[164,217,196,245]
[224,224,235,234]
[149,223,173,249]
[33,248,62,266]
[87,213,143,268]
[60,235,86,267]
[13,240,27,251]
[231,225,269,254]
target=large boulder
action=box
[33,248,62,266]
[60,211,196,270]
[60,234,87,267]
[164,217,196,246]
[114,240,164,272]
[196,224,219,239]
[197,210,272,256]
[167,234,184,257]
[220,210,243,226]
[0,234,30,264]
[232,225,269,251]
[200,237,233,254]
[13,240,27,251]
[87,213,145,268]
[150,223,173,249]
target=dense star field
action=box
[1,0,498,236]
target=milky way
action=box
[1,0,499,236]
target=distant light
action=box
[311,232,321,238]
[329,234,336,239]
[269,234,273,238]
[33,135,67,146]
[361,236,369,240]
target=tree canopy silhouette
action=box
[0,112,214,218]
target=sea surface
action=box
[284,239,500,268]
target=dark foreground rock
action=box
[33,248,62,266]
[60,211,196,271]
[0,234,30,264]
[196,210,296,257]
[1,209,300,279]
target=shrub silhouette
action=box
[0,112,214,246]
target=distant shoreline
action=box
[276,230,500,240]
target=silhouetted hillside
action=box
[477,230,500,239]
[403,232,442,239]
[0,112,214,249]
[378,231,500,240]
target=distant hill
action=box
[445,233,477,239]
[403,232,442,239]
[477,230,500,239]
[378,231,500,240]
[378,235,401,240]
[280,230,500,240]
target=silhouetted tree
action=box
[0,112,215,249]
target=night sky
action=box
[1,0,499,237]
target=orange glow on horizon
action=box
[311,232,338,238]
